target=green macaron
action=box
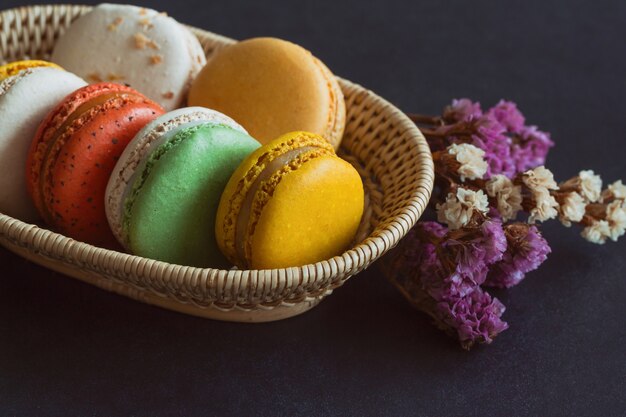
[105,107,261,267]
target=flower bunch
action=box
[381,99,625,349]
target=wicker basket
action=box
[0,5,434,322]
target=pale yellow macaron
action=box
[215,131,364,270]
[188,37,346,149]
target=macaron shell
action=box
[0,60,61,80]
[42,97,163,247]
[51,3,206,110]
[248,155,364,270]
[125,124,260,267]
[0,67,86,221]
[188,37,343,147]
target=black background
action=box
[1,1,625,416]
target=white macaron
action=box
[0,66,86,221]
[51,4,207,111]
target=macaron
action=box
[0,60,61,80]
[188,37,346,149]
[0,62,86,221]
[26,83,165,248]
[51,3,206,111]
[216,131,364,270]
[105,107,260,267]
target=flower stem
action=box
[406,113,442,125]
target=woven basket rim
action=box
[0,4,434,305]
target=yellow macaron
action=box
[0,60,61,80]
[216,131,364,270]
[188,37,346,150]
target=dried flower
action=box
[389,98,625,348]
[605,200,626,241]
[443,98,482,122]
[602,180,626,202]
[436,188,489,230]
[522,166,558,191]
[581,220,611,244]
[485,224,551,288]
[436,288,509,349]
[382,222,508,349]
[445,220,507,278]
[447,143,488,181]
[485,175,523,221]
[486,100,525,134]
[469,115,516,178]
[511,125,554,173]
[561,170,602,203]
[557,191,586,227]
[528,188,559,223]
[579,170,602,203]
[522,166,559,223]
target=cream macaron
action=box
[51,3,206,111]
[0,62,86,221]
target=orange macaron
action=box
[26,83,165,248]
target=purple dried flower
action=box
[484,224,551,288]
[445,220,507,278]
[511,125,554,172]
[443,98,483,122]
[486,100,526,134]
[433,99,554,179]
[382,221,509,349]
[469,115,517,178]
[436,288,509,349]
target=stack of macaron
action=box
[0,3,364,270]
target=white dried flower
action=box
[578,170,602,203]
[605,200,626,241]
[581,220,611,244]
[485,175,522,222]
[447,143,488,181]
[522,166,558,192]
[558,192,586,227]
[601,180,626,202]
[528,188,559,223]
[436,188,489,230]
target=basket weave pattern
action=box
[0,5,434,321]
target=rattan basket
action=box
[0,4,434,322]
